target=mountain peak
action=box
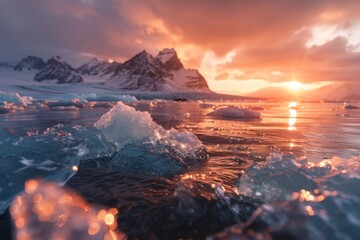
[77,57,121,76]
[156,48,183,71]
[13,56,45,71]
[34,56,83,84]
[136,50,153,61]
[48,56,66,65]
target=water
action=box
[1,99,359,239]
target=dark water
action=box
[1,100,360,239]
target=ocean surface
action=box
[1,98,359,239]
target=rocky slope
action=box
[0,48,211,92]
[106,48,210,91]
[34,56,83,84]
[77,58,120,77]
[13,56,46,71]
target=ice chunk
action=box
[207,106,261,119]
[0,125,114,213]
[10,180,125,240]
[0,91,33,113]
[236,153,321,202]
[42,93,136,109]
[210,189,360,240]
[211,153,360,239]
[0,91,33,106]
[236,152,360,202]
[95,102,208,175]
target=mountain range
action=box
[0,48,210,92]
[247,83,360,102]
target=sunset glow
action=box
[286,81,304,92]
[1,1,359,96]
[1,1,360,239]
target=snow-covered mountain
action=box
[105,48,210,91]
[247,82,360,101]
[0,48,211,92]
[156,48,209,90]
[77,58,120,77]
[13,56,46,71]
[305,83,360,101]
[247,87,301,100]
[34,56,83,84]
[105,50,172,91]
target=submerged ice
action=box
[0,125,114,213]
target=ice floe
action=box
[207,106,261,119]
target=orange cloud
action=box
[1,0,360,90]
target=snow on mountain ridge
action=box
[105,48,210,92]
[306,82,360,101]
[13,56,46,71]
[156,48,177,63]
[105,50,171,91]
[34,56,83,84]
[0,48,211,92]
[77,58,120,76]
[247,82,360,101]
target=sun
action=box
[286,81,304,92]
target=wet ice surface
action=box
[0,99,360,239]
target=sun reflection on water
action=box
[288,101,298,131]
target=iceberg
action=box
[207,106,261,119]
[95,102,208,175]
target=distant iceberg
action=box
[207,106,261,119]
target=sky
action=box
[0,0,360,94]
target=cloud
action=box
[0,0,359,87]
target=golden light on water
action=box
[25,179,39,194]
[104,213,115,225]
[288,101,298,131]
